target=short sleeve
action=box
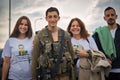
[2,39,11,58]
[88,35,98,50]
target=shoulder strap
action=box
[86,38,89,43]
[87,38,92,50]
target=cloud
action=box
[0,0,120,48]
[84,0,120,32]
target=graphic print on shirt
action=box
[18,44,28,56]
[73,44,83,53]
[15,44,31,64]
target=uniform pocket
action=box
[44,42,52,53]
[60,52,73,73]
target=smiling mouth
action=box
[72,29,79,31]
[51,26,55,28]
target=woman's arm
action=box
[2,57,10,80]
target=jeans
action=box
[106,72,120,80]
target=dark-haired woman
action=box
[2,16,34,80]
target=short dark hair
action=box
[104,7,116,15]
[45,7,59,16]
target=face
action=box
[104,9,117,25]
[70,20,81,36]
[19,45,24,52]
[19,19,28,35]
[46,11,60,28]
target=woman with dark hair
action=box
[67,18,98,80]
[2,16,34,80]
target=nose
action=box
[51,17,56,21]
[109,15,113,18]
[21,25,26,28]
[74,26,78,28]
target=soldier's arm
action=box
[32,34,41,80]
[66,32,74,60]
[65,32,76,80]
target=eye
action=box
[111,14,115,16]
[77,25,79,27]
[71,25,75,27]
[48,16,52,18]
[54,15,58,18]
[47,15,58,18]
[106,14,110,17]
[20,23,28,26]
[20,23,23,25]
[25,24,28,26]
[106,14,115,17]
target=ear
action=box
[116,15,118,19]
[45,17,47,21]
[104,16,106,21]
[45,17,48,21]
[58,16,60,21]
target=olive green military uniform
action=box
[32,27,75,80]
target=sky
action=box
[0,0,120,48]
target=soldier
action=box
[32,7,75,80]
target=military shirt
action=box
[32,26,75,80]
